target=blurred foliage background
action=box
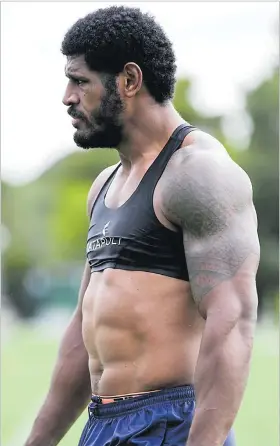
[1,5,279,445]
[2,68,279,321]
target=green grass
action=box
[235,327,279,446]
[1,323,278,446]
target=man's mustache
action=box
[67,107,86,121]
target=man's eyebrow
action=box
[64,70,88,81]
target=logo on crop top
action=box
[86,221,122,254]
[102,221,110,237]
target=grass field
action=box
[1,321,279,446]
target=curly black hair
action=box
[61,5,177,104]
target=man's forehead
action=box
[65,55,88,74]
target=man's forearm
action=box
[25,312,92,446]
[25,381,90,446]
[187,315,256,446]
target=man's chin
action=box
[73,124,123,149]
[73,135,94,149]
[73,130,110,149]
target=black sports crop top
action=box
[86,123,196,281]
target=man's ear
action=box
[122,62,143,98]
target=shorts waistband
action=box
[88,385,195,418]
[92,389,161,404]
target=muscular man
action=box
[25,6,259,446]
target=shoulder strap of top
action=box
[141,123,196,188]
[89,163,121,218]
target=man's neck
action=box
[118,100,185,172]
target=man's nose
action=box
[62,86,79,106]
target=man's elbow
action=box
[236,288,258,341]
[240,282,258,322]
[216,288,258,339]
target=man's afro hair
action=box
[61,5,177,104]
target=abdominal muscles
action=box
[82,268,204,395]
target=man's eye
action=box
[73,79,86,86]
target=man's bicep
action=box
[183,212,260,319]
[160,146,260,318]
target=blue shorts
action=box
[79,385,236,445]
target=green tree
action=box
[237,68,279,315]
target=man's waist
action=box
[88,385,195,418]
[92,389,162,404]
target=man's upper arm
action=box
[161,145,260,320]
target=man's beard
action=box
[71,76,124,149]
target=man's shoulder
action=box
[169,129,227,167]
[159,130,253,227]
[163,130,250,190]
[87,163,119,216]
